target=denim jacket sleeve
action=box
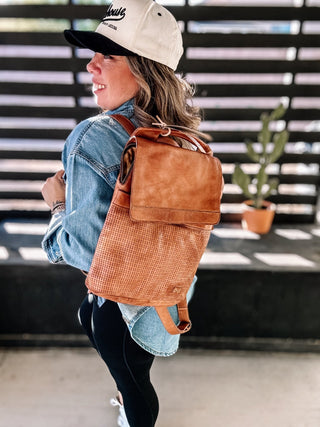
[41,103,135,272]
[42,154,114,271]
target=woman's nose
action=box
[87,53,101,74]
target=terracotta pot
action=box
[241,200,276,234]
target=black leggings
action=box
[78,295,159,427]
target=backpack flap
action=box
[130,128,223,226]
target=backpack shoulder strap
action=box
[155,298,192,335]
[112,114,136,135]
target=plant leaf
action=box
[246,142,260,162]
[270,103,286,121]
[268,130,289,163]
[262,177,279,200]
[258,117,271,151]
[256,167,268,196]
[232,165,254,199]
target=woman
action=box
[41,1,204,426]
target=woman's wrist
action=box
[51,200,66,215]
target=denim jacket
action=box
[42,99,195,357]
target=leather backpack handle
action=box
[112,114,213,156]
[133,127,213,155]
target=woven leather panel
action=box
[86,203,210,306]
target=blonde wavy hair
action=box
[126,56,208,139]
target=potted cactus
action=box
[232,104,289,234]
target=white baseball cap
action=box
[64,0,184,71]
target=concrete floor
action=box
[1,348,320,427]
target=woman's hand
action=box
[42,169,66,209]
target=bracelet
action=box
[51,201,66,215]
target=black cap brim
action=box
[64,29,136,57]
